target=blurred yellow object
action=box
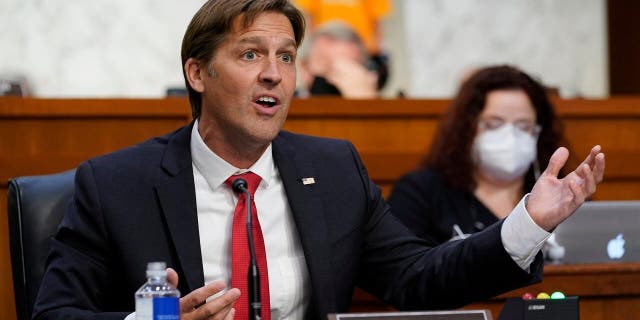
[536,292,551,299]
[293,0,391,53]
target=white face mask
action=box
[472,123,538,183]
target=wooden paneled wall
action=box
[281,97,640,200]
[1,97,639,320]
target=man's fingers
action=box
[543,147,569,178]
[568,177,586,206]
[574,163,597,195]
[583,164,597,195]
[595,152,605,183]
[180,280,227,312]
[191,288,241,319]
[166,268,179,288]
[192,301,233,320]
[579,145,605,184]
[579,145,600,168]
[225,308,236,320]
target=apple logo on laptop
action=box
[607,233,625,260]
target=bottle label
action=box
[136,297,179,320]
[153,297,179,320]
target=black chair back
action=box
[7,169,76,320]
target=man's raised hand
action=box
[527,145,605,231]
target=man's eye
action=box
[243,51,257,60]
[280,53,293,63]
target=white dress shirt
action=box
[190,120,310,319]
[502,195,550,270]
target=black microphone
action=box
[231,178,262,320]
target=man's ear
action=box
[184,58,206,93]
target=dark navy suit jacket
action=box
[33,123,542,320]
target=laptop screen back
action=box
[551,201,640,264]
[327,310,492,320]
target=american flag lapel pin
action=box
[301,177,316,185]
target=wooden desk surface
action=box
[480,262,640,320]
[1,97,640,320]
[351,262,640,320]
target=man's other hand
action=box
[167,268,240,320]
[527,145,605,231]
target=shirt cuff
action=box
[501,193,551,270]
[124,312,135,320]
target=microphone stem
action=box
[245,191,262,320]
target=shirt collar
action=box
[190,119,275,190]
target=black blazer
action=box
[33,123,542,320]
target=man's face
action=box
[196,11,297,151]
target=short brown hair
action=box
[181,0,305,119]
[425,65,568,192]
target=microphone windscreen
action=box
[231,178,248,194]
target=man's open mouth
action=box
[255,96,277,108]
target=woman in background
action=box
[388,65,568,246]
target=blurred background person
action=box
[293,0,391,55]
[388,65,569,246]
[293,0,391,95]
[296,22,380,98]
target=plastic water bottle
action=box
[135,262,180,320]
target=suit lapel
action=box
[273,133,336,317]
[154,123,205,292]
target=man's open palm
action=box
[527,145,605,231]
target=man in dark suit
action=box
[33,1,605,320]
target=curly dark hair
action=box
[424,65,567,192]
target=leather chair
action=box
[7,169,76,320]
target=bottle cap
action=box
[146,261,167,278]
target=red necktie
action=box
[225,172,270,320]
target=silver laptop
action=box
[327,310,492,320]
[549,201,640,264]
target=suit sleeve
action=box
[346,143,544,310]
[387,172,443,245]
[32,161,129,320]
